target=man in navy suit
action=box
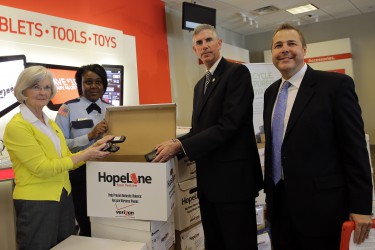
[153,24,263,249]
[263,23,373,250]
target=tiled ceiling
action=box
[163,0,375,35]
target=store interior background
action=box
[0,1,374,249]
[1,0,374,175]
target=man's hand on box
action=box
[152,139,182,163]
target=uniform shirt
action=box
[55,96,112,153]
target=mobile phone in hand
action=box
[110,136,126,143]
[101,142,120,152]
[144,149,157,162]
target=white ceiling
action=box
[163,0,375,35]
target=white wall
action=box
[165,7,248,126]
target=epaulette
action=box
[65,98,81,105]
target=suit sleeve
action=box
[334,75,373,214]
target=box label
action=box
[87,160,175,221]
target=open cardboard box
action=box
[87,104,177,221]
[104,104,176,157]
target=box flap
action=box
[105,104,176,156]
[94,155,148,163]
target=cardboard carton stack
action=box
[87,104,177,250]
[256,129,271,249]
[174,127,205,250]
[366,135,375,219]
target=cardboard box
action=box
[256,205,265,230]
[91,214,175,250]
[51,235,147,250]
[175,127,197,182]
[104,104,176,156]
[257,232,271,250]
[87,104,177,221]
[176,126,191,137]
[255,188,265,206]
[258,148,265,168]
[87,159,176,221]
[175,156,196,183]
[175,222,205,250]
[174,178,201,231]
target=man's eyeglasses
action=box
[83,79,103,86]
[30,85,52,92]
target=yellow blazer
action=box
[4,113,83,201]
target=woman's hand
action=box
[71,135,114,164]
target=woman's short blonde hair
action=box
[14,66,57,103]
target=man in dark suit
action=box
[153,24,263,249]
[263,23,373,250]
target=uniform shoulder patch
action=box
[57,105,70,117]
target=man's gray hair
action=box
[192,24,218,43]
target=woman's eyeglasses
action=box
[30,85,52,92]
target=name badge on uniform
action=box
[71,119,94,129]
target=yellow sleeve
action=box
[4,117,74,179]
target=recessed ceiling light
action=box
[286,4,318,15]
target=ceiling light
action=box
[286,4,318,15]
[249,18,253,25]
[255,21,259,29]
[241,13,247,22]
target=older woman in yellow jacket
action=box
[4,66,113,250]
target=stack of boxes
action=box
[256,131,271,250]
[86,104,177,250]
[174,127,205,250]
[174,127,272,249]
[366,135,375,219]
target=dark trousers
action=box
[270,180,341,250]
[14,189,75,250]
[69,164,91,237]
[199,192,258,250]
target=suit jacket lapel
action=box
[284,66,316,141]
[264,79,281,139]
[196,58,226,120]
